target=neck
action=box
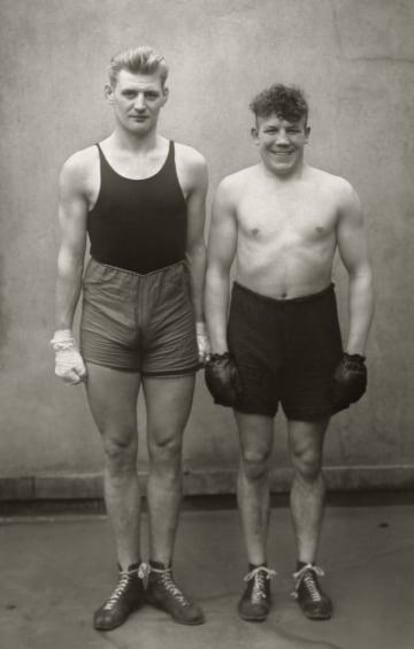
[261,157,307,182]
[111,124,159,153]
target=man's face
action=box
[252,113,310,175]
[106,69,168,135]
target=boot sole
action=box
[237,606,269,622]
[304,612,333,621]
[239,614,267,622]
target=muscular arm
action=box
[55,155,88,331]
[205,178,238,353]
[184,152,208,323]
[336,182,375,355]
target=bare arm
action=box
[205,178,238,353]
[184,152,209,324]
[337,182,375,355]
[55,155,88,331]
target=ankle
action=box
[249,560,267,568]
[117,561,141,574]
[296,560,314,571]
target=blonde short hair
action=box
[108,46,169,87]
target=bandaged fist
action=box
[196,321,211,365]
[50,329,87,385]
[332,353,367,411]
[205,352,243,407]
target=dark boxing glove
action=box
[332,353,367,411]
[205,352,243,407]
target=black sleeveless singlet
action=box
[87,141,188,273]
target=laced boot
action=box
[292,563,333,620]
[238,565,277,622]
[93,563,146,631]
[146,561,205,625]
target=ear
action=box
[305,125,311,142]
[251,126,259,145]
[104,83,115,104]
[162,85,169,105]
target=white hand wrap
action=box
[50,329,87,385]
[196,321,211,364]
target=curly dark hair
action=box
[250,84,308,123]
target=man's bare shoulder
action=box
[60,145,99,190]
[306,167,360,213]
[216,165,258,196]
[174,142,208,196]
[309,166,355,196]
[174,142,207,171]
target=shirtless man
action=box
[205,84,374,622]
[51,46,209,630]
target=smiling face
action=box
[105,69,168,136]
[252,113,310,176]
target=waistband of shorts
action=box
[88,256,188,278]
[232,281,335,306]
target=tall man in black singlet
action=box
[51,47,209,630]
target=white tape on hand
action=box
[50,330,87,385]
[196,321,211,364]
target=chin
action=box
[271,162,294,175]
[130,123,152,135]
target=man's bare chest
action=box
[237,190,338,243]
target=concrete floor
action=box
[1,501,413,649]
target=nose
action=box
[275,129,290,146]
[135,93,146,111]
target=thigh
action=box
[85,362,141,441]
[81,259,141,372]
[282,288,343,421]
[228,285,280,417]
[143,374,195,447]
[143,264,198,377]
[235,412,275,459]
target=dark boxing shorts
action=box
[80,257,198,376]
[227,282,343,420]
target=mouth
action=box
[271,149,293,156]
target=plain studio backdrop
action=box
[0,0,413,501]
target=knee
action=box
[241,447,271,481]
[103,435,137,475]
[149,432,182,470]
[291,447,322,482]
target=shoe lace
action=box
[244,566,277,604]
[293,564,325,602]
[103,567,136,611]
[150,566,190,607]
[138,562,150,579]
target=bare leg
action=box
[143,374,195,565]
[86,363,141,570]
[288,418,329,564]
[235,412,274,566]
